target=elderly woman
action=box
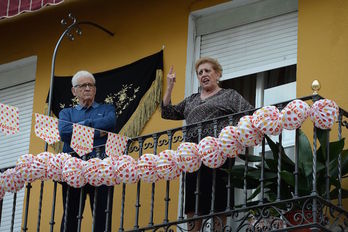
[161,57,253,229]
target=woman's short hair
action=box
[195,57,223,77]
[71,70,96,87]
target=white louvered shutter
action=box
[200,12,298,80]
[0,81,34,232]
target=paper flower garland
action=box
[156,150,181,181]
[281,100,310,130]
[310,99,339,129]
[218,126,245,158]
[137,153,159,183]
[253,106,282,136]
[237,116,263,147]
[176,142,201,173]
[0,98,342,190]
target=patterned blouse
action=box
[161,88,253,141]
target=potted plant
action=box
[227,128,348,230]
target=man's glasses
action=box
[74,83,96,89]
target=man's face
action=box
[71,76,96,105]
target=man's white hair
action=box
[71,70,96,87]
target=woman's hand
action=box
[166,65,176,90]
[163,65,176,106]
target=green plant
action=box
[227,129,348,203]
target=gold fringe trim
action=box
[119,69,163,137]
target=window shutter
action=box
[200,12,298,80]
[0,81,35,231]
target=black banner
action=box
[48,51,163,134]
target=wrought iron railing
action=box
[1,94,348,232]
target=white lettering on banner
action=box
[0,122,17,131]
[73,144,90,151]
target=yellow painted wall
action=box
[0,0,227,231]
[298,0,348,209]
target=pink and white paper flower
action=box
[176,142,201,173]
[84,158,103,187]
[198,136,226,168]
[236,116,263,147]
[156,150,181,181]
[16,154,36,183]
[218,126,245,158]
[309,99,339,129]
[62,157,87,188]
[47,153,71,182]
[1,168,25,193]
[137,153,159,183]
[115,155,138,184]
[31,152,54,181]
[281,100,310,130]
[252,106,282,136]
[97,156,120,186]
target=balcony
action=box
[1,94,348,232]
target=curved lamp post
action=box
[21,13,114,232]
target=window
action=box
[0,56,36,232]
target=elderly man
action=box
[58,70,117,232]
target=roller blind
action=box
[0,81,34,232]
[200,11,298,80]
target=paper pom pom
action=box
[218,126,245,158]
[156,150,181,181]
[198,136,226,168]
[253,106,283,136]
[84,158,103,187]
[97,156,120,186]
[16,154,36,183]
[310,99,339,129]
[31,152,54,181]
[1,168,25,193]
[47,153,71,182]
[115,155,138,184]
[281,100,310,130]
[176,142,201,173]
[137,153,159,183]
[62,157,87,188]
[237,116,263,147]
